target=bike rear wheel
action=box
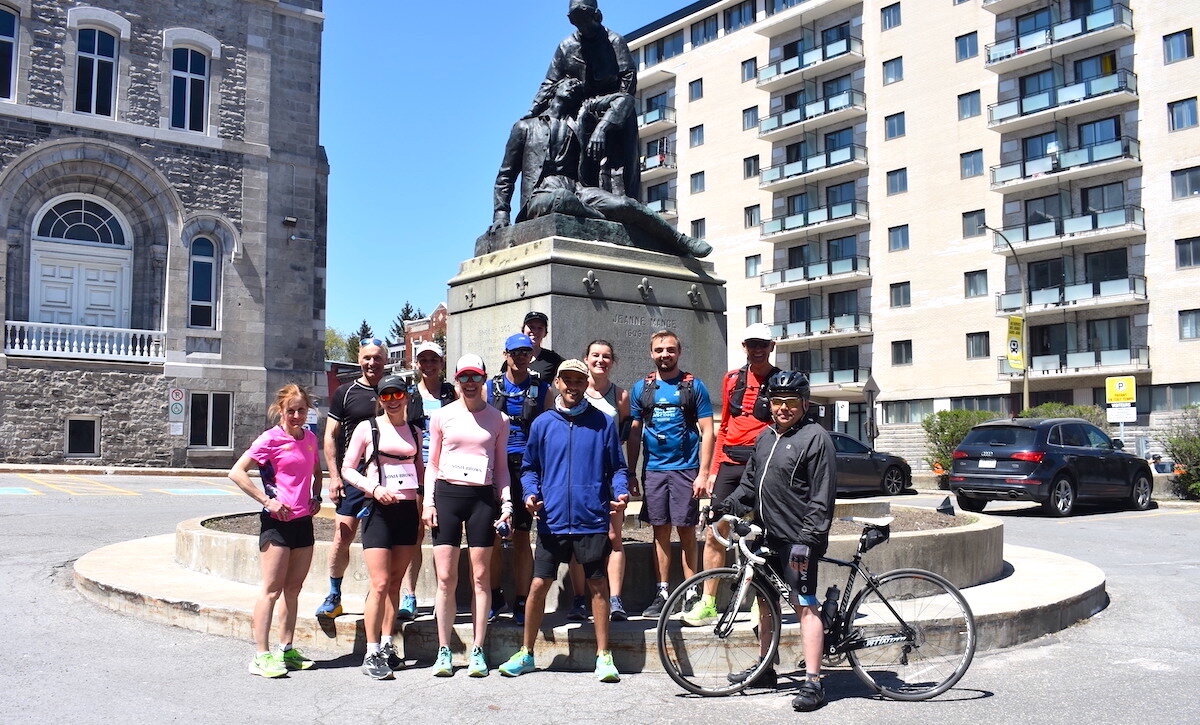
[846,568,976,701]
[656,567,782,696]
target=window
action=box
[743,155,759,179]
[1181,310,1200,340]
[66,418,100,457]
[966,332,990,359]
[741,58,756,82]
[890,282,911,308]
[0,8,15,100]
[886,168,908,195]
[36,197,127,245]
[1082,181,1122,212]
[885,112,905,139]
[690,171,705,193]
[883,399,934,424]
[958,90,980,120]
[955,31,978,61]
[963,210,986,237]
[690,218,706,239]
[744,204,761,228]
[75,28,118,116]
[960,150,983,178]
[689,124,704,147]
[881,3,902,30]
[745,254,761,277]
[188,237,217,328]
[768,0,804,14]
[1178,238,1200,268]
[742,106,759,130]
[883,57,903,84]
[964,270,987,298]
[691,15,718,48]
[892,340,912,365]
[688,78,703,101]
[644,30,684,67]
[888,225,909,251]
[1170,98,1198,131]
[645,92,669,113]
[1164,30,1195,64]
[725,1,755,33]
[746,305,763,326]
[646,181,669,203]
[1172,167,1200,198]
[170,47,208,132]
[1074,51,1116,82]
[189,391,233,448]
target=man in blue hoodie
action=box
[498,359,630,683]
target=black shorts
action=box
[431,480,497,548]
[259,512,315,549]
[508,453,533,533]
[765,535,822,605]
[335,481,367,517]
[533,532,610,580]
[712,462,747,505]
[361,500,420,549]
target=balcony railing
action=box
[760,144,867,188]
[769,313,872,340]
[759,90,866,137]
[4,321,166,363]
[804,366,872,385]
[638,106,676,129]
[990,136,1139,189]
[640,152,677,172]
[756,36,863,87]
[988,70,1137,127]
[762,200,868,238]
[992,205,1144,251]
[645,198,677,216]
[760,255,870,290]
[997,345,1148,378]
[995,275,1147,313]
[985,5,1133,67]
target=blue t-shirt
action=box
[419,396,442,464]
[487,373,549,454]
[630,373,713,471]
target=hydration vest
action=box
[637,372,698,427]
[490,373,543,431]
[726,365,780,423]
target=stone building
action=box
[0,0,328,467]
[403,302,447,362]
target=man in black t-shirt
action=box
[315,339,386,619]
[510,311,564,381]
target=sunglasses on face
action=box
[769,397,803,408]
[745,340,771,349]
[456,373,486,383]
[507,349,533,358]
[378,391,407,402]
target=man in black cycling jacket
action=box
[718,371,837,712]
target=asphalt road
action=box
[0,473,1197,724]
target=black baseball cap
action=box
[523,311,549,326]
[377,374,408,395]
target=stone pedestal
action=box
[448,216,728,395]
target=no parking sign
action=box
[168,388,186,422]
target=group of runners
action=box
[229,313,837,711]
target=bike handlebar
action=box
[709,513,766,566]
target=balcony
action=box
[995,276,1148,317]
[989,137,1141,193]
[993,205,1144,254]
[759,90,867,143]
[985,5,1134,73]
[769,313,872,345]
[997,345,1149,380]
[807,366,872,388]
[640,152,677,182]
[760,144,868,192]
[4,321,166,363]
[645,197,677,219]
[756,0,864,38]
[756,37,864,91]
[637,106,676,134]
[761,200,868,243]
[988,71,1137,132]
[637,65,675,88]
[760,255,870,294]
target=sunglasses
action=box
[507,348,533,357]
[769,397,803,408]
[360,337,385,347]
[745,340,771,349]
[378,391,407,402]
[456,373,486,383]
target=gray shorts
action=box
[639,468,700,527]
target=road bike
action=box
[655,513,976,700]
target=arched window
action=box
[171,47,208,132]
[188,236,217,328]
[36,197,127,245]
[75,26,118,116]
[0,7,16,101]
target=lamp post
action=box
[983,223,1030,412]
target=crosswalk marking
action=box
[16,473,136,496]
[0,487,41,495]
[66,474,139,495]
[152,488,239,496]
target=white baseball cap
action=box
[743,323,773,342]
[455,353,486,377]
[414,340,444,358]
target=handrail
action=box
[4,320,166,363]
[985,4,1132,65]
[760,144,867,186]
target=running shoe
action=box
[640,589,668,618]
[362,650,394,680]
[397,594,417,622]
[432,646,454,677]
[248,652,287,678]
[594,651,620,683]
[467,646,489,677]
[381,641,402,671]
[681,596,718,627]
[792,680,826,712]
[498,648,535,677]
[728,665,777,687]
[278,647,314,670]
[315,593,342,619]
[488,590,508,623]
[567,596,589,622]
[609,596,628,622]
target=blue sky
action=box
[320,1,683,337]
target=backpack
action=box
[407,381,458,428]
[490,372,543,432]
[368,417,420,481]
[726,365,780,423]
[637,372,698,427]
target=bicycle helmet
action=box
[766,371,810,398]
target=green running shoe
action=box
[432,646,454,677]
[681,596,718,627]
[279,647,314,670]
[498,648,535,677]
[249,652,287,678]
[595,650,620,683]
[467,646,489,677]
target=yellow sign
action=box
[1105,376,1136,404]
[1006,316,1025,370]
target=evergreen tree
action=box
[346,319,374,361]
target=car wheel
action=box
[880,466,905,496]
[1128,472,1152,511]
[956,495,986,513]
[1043,476,1075,517]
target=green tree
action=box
[323,327,347,362]
[922,409,1005,473]
[1165,406,1200,499]
[1018,402,1107,428]
[345,319,374,361]
[387,301,425,345]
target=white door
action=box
[30,242,131,328]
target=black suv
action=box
[949,417,1153,517]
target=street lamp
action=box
[982,223,1030,412]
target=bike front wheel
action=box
[846,568,976,701]
[656,567,782,697]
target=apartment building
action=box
[624,0,1199,463]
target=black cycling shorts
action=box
[712,462,747,505]
[259,512,315,549]
[361,500,420,549]
[431,479,497,548]
[765,535,822,605]
[533,532,610,581]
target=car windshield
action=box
[961,426,1037,447]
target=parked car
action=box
[830,432,912,495]
[949,417,1154,517]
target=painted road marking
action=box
[0,487,41,495]
[16,473,137,495]
[66,474,138,495]
[1052,509,1199,524]
[152,488,238,496]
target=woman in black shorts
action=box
[341,374,425,680]
[228,383,322,678]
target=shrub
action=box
[1165,406,1200,500]
[922,409,1004,472]
[1018,402,1108,428]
